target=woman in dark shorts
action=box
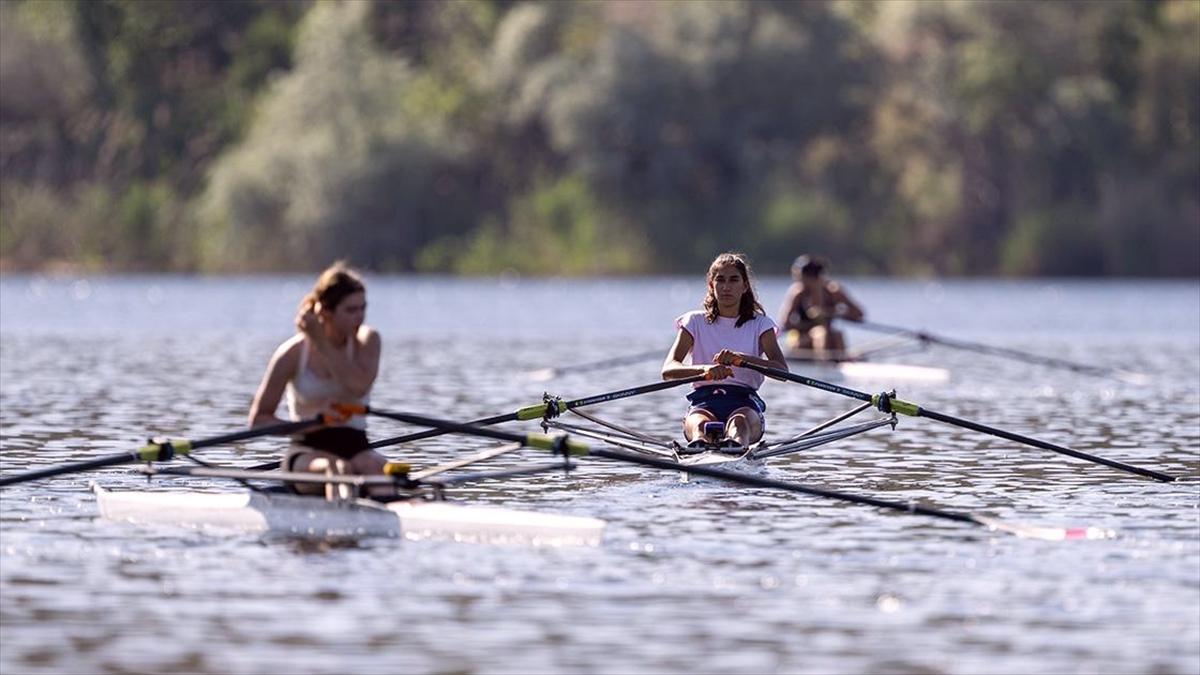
[662,252,789,451]
[247,262,387,496]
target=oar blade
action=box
[972,515,1116,541]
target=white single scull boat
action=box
[787,357,950,384]
[540,399,896,476]
[93,484,605,546]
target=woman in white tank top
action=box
[662,252,789,450]
[247,262,387,496]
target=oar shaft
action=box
[917,408,1176,482]
[191,418,321,450]
[0,453,135,487]
[737,361,1176,483]
[855,320,1136,379]
[367,412,518,449]
[561,374,707,410]
[747,363,874,402]
[368,375,706,450]
[367,409,530,446]
[364,408,979,525]
[0,416,325,488]
[587,447,977,524]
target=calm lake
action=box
[1,275,1198,674]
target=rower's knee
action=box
[684,412,715,440]
[726,409,762,443]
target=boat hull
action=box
[93,485,605,546]
[786,357,950,383]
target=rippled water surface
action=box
[2,276,1198,674]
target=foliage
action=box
[1,0,1196,277]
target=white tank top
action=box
[286,337,369,429]
[676,310,777,390]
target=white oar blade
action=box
[973,516,1116,541]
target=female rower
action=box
[778,254,864,359]
[248,262,386,496]
[663,252,789,451]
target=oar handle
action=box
[550,374,709,416]
[735,359,873,403]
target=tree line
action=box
[1,0,1196,276]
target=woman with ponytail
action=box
[248,262,387,495]
[662,252,789,451]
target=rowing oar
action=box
[734,360,1176,483]
[242,376,709,473]
[368,374,708,450]
[343,405,1112,541]
[852,319,1149,385]
[525,349,663,381]
[0,416,325,487]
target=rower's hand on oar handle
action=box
[327,402,368,425]
[702,364,733,380]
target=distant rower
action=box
[777,255,864,360]
[248,262,388,497]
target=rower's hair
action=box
[301,261,365,314]
[703,252,765,327]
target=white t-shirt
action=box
[676,310,777,390]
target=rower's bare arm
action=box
[760,330,790,371]
[315,328,381,398]
[662,328,696,379]
[832,285,864,322]
[248,340,298,428]
[777,284,803,330]
[713,332,788,372]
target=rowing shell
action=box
[786,357,950,384]
[93,485,605,546]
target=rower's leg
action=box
[684,410,719,441]
[791,329,814,352]
[725,407,763,447]
[288,450,347,496]
[825,328,847,353]
[350,449,392,499]
[810,325,830,355]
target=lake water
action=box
[1,275,1198,674]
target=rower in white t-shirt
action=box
[662,252,790,451]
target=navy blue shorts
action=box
[686,385,766,426]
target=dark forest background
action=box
[1,0,1197,276]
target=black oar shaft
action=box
[0,416,324,488]
[917,408,1175,482]
[362,407,1101,538]
[368,409,531,446]
[855,320,1139,380]
[364,407,979,525]
[367,412,517,449]
[739,361,1175,483]
[0,453,135,487]
[587,447,977,524]
[560,374,707,410]
[368,375,706,450]
[190,418,320,450]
